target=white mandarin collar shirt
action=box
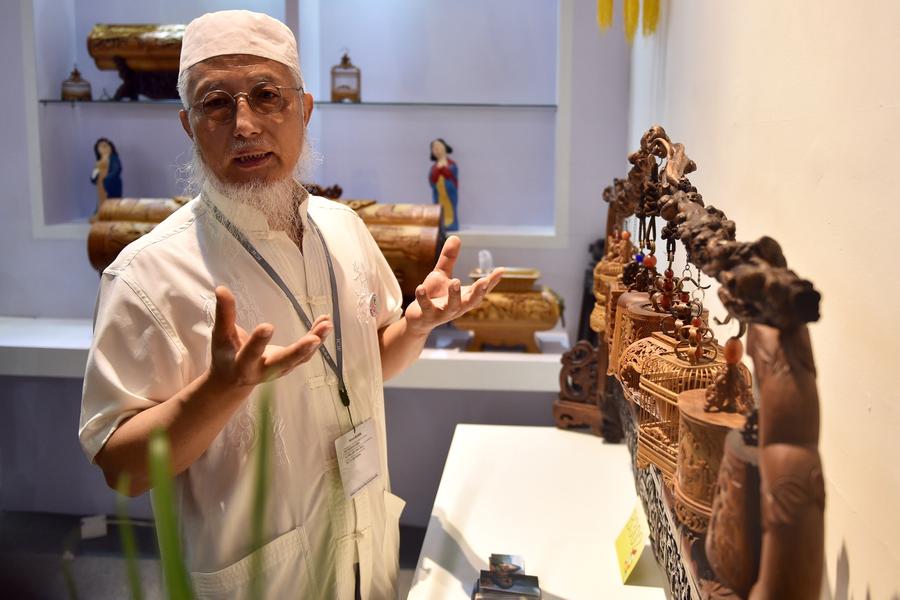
[79,188,405,599]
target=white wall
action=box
[316,0,557,105]
[628,1,900,598]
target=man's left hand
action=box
[404,236,504,334]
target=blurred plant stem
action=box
[250,381,274,600]
[149,428,193,600]
[116,472,144,600]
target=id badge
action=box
[334,419,381,499]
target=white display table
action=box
[0,317,566,391]
[409,425,670,599]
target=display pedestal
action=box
[409,424,668,599]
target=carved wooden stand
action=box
[553,341,624,441]
[553,341,604,434]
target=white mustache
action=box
[229,139,271,154]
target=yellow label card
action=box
[615,503,649,583]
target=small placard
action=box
[334,419,381,499]
[615,503,649,583]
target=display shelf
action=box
[39,99,557,110]
[0,317,567,391]
[409,424,669,599]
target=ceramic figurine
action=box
[428,138,459,231]
[90,138,122,216]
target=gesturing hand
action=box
[209,286,333,389]
[404,236,504,334]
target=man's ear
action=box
[301,92,314,127]
[179,110,194,140]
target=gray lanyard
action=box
[206,200,354,427]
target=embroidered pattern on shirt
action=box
[200,293,216,328]
[352,260,374,325]
[232,277,262,329]
[225,396,289,467]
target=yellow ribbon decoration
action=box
[624,0,639,43]
[643,0,660,36]
[597,0,614,30]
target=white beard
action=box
[180,133,320,236]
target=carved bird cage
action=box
[636,352,750,479]
[615,332,677,394]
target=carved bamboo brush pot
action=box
[674,388,746,533]
[608,293,668,375]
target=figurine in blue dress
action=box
[91,137,122,215]
[428,138,458,231]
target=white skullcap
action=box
[179,10,304,87]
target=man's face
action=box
[179,55,314,186]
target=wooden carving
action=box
[453,288,560,353]
[675,389,746,533]
[87,25,183,100]
[745,324,824,600]
[87,197,442,302]
[660,191,820,330]
[706,430,761,598]
[87,197,189,271]
[586,125,825,600]
[553,341,604,435]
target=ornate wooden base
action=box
[553,399,603,435]
[466,326,542,353]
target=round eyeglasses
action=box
[191,81,303,123]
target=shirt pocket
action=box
[190,525,320,599]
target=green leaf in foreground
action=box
[249,381,274,600]
[148,428,193,600]
[116,472,144,600]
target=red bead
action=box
[644,255,657,268]
[724,337,743,364]
[660,295,671,309]
[692,317,703,327]
[680,292,690,302]
[665,268,674,278]
[621,231,631,241]
[663,280,674,292]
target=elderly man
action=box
[78,10,501,599]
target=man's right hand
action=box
[209,286,332,390]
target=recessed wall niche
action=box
[27,0,562,237]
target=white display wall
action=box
[30,0,558,230]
